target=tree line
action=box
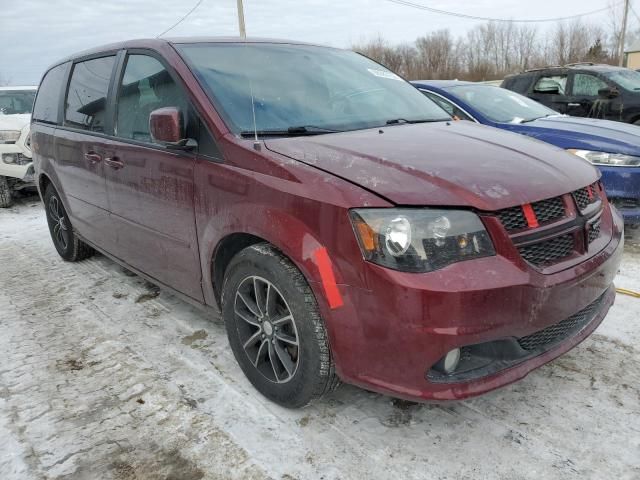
[353,15,633,82]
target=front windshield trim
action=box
[176,42,451,135]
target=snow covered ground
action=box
[1,194,639,480]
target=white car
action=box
[0,86,37,207]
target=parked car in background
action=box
[413,80,640,225]
[0,86,37,207]
[501,63,640,125]
[32,38,622,408]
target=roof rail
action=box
[523,65,562,73]
[564,62,617,68]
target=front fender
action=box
[198,202,355,310]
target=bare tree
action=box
[352,18,617,82]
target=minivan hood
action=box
[265,121,598,210]
[508,115,640,156]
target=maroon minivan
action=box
[31,38,624,408]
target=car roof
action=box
[48,37,335,69]
[0,86,38,91]
[509,63,625,77]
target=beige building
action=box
[624,41,640,69]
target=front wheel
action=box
[221,243,338,408]
[0,176,13,208]
[44,184,94,262]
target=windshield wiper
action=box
[240,125,340,137]
[385,118,448,125]
[519,113,556,124]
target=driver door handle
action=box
[567,103,581,107]
[84,152,102,164]
[104,156,124,170]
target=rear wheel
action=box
[221,243,338,408]
[44,184,94,262]
[0,176,13,208]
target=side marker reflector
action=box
[312,247,344,309]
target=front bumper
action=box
[599,166,640,224]
[0,144,33,183]
[324,205,624,402]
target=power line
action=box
[156,0,206,38]
[384,0,618,23]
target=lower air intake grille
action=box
[611,197,640,210]
[517,293,605,351]
[518,234,573,267]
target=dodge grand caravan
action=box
[31,38,624,408]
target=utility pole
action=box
[619,0,630,66]
[237,0,247,39]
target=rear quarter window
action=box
[33,63,69,124]
[65,56,116,133]
[504,75,533,93]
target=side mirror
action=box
[598,87,618,99]
[149,107,196,150]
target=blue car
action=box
[412,80,640,225]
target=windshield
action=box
[603,69,640,91]
[177,43,450,134]
[446,84,557,123]
[0,90,36,115]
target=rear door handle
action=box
[568,103,581,107]
[104,156,124,170]
[84,152,102,164]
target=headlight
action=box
[2,153,16,164]
[567,149,640,167]
[0,130,21,144]
[350,208,495,272]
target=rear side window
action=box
[116,54,187,143]
[33,63,68,124]
[65,56,116,133]
[533,75,567,94]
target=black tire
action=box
[0,176,13,208]
[634,119,640,126]
[221,243,339,408]
[44,184,94,262]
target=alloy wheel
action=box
[234,276,300,383]
[48,196,69,251]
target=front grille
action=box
[498,206,528,231]
[497,196,565,232]
[517,293,605,351]
[531,196,565,224]
[572,182,600,211]
[588,219,601,243]
[518,234,574,267]
[15,153,31,166]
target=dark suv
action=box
[31,38,623,408]
[502,63,640,124]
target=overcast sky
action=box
[0,0,617,85]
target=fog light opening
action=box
[435,348,461,375]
